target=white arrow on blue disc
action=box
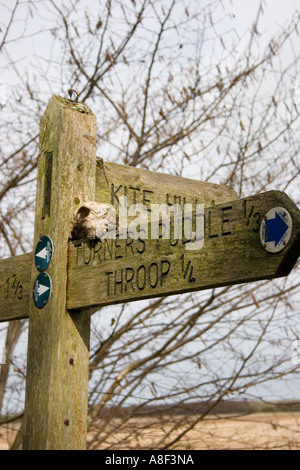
[36,282,50,297]
[36,247,49,260]
[33,272,51,309]
[35,235,53,271]
[260,207,292,253]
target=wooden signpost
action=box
[67,191,300,310]
[0,253,31,322]
[0,138,239,324]
[0,95,299,450]
[95,157,238,209]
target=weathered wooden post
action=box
[23,95,97,450]
[0,94,299,451]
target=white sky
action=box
[0,0,299,404]
[230,0,299,30]
[1,0,300,84]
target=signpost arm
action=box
[23,95,97,450]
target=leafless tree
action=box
[0,0,299,450]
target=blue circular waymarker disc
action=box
[34,235,53,271]
[260,207,292,253]
[33,272,51,309]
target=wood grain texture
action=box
[0,159,238,324]
[0,253,31,322]
[67,191,300,310]
[95,158,239,210]
[23,95,97,450]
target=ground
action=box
[1,412,299,450]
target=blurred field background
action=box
[1,401,300,450]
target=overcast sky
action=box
[0,0,299,404]
[1,0,299,89]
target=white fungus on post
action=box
[72,201,118,240]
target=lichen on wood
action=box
[23,94,97,450]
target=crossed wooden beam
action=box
[0,95,299,450]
